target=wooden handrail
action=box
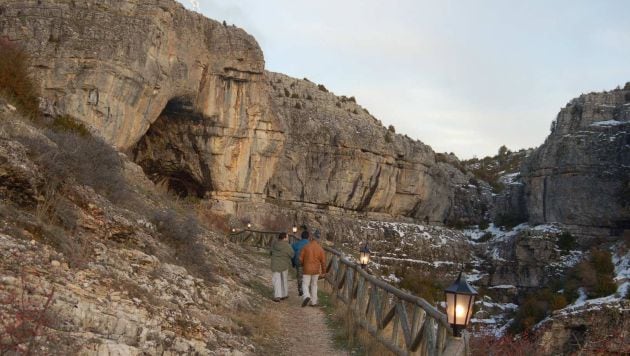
[323,246,451,330]
[229,229,463,356]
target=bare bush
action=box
[0,276,56,354]
[470,333,537,356]
[30,131,131,204]
[0,38,40,119]
[152,208,215,282]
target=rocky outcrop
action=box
[537,299,630,355]
[0,0,491,226]
[0,105,276,355]
[518,85,630,236]
[1,0,283,199]
[264,72,492,223]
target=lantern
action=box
[292,225,298,233]
[359,243,370,269]
[231,228,236,233]
[247,222,252,229]
[444,272,478,337]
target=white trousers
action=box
[272,270,288,299]
[302,274,319,305]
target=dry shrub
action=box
[0,38,39,119]
[39,224,92,269]
[232,309,282,355]
[0,276,57,354]
[470,333,537,356]
[320,284,393,355]
[397,268,445,304]
[564,249,616,302]
[50,115,90,137]
[152,208,216,283]
[195,205,230,233]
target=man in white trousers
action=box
[299,230,326,307]
[270,232,294,302]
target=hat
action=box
[301,231,310,239]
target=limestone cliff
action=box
[1,0,283,198]
[518,85,630,237]
[0,0,489,227]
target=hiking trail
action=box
[250,249,345,356]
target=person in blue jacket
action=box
[291,229,310,296]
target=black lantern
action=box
[444,272,478,337]
[359,243,370,269]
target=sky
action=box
[180,0,630,158]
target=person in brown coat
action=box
[299,231,326,307]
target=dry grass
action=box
[232,309,283,355]
[319,284,394,355]
[0,38,40,119]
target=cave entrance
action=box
[131,96,212,198]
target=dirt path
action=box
[260,267,344,356]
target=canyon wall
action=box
[1,0,489,227]
[519,86,630,236]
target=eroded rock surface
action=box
[1,0,490,227]
[519,85,630,236]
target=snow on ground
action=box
[375,256,456,268]
[499,172,521,185]
[613,247,630,285]
[551,248,630,317]
[464,222,562,243]
[472,298,519,337]
[382,273,401,283]
[590,120,627,127]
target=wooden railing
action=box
[229,229,465,356]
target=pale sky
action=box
[180,0,630,158]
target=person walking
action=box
[299,231,326,307]
[270,232,294,302]
[291,230,310,296]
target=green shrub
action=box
[556,231,575,254]
[0,38,40,119]
[283,88,290,97]
[446,219,469,229]
[306,94,313,100]
[509,288,567,334]
[477,232,494,243]
[294,102,302,109]
[384,131,393,143]
[563,249,617,301]
[494,212,525,229]
[51,115,90,137]
[388,125,395,133]
[317,84,328,92]
[478,219,490,230]
[290,93,299,99]
[398,270,444,304]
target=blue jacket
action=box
[291,239,309,267]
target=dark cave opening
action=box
[131,96,211,198]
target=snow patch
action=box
[590,120,626,127]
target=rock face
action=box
[1,0,489,226]
[264,72,491,223]
[0,106,266,355]
[1,0,283,199]
[518,86,630,236]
